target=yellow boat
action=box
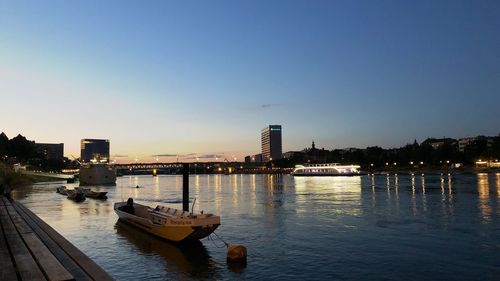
[114,199,220,242]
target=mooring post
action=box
[182,163,189,211]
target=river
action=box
[12,173,500,280]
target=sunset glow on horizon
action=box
[1,1,498,162]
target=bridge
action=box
[114,162,243,175]
[115,161,244,169]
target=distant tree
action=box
[463,139,488,164]
[273,158,295,168]
[0,132,8,157]
[492,136,500,159]
[417,143,434,165]
[363,146,385,167]
[8,134,37,161]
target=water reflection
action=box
[293,176,362,217]
[262,174,286,208]
[477,173,491,223]
[114,221,219,279]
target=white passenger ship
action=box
[79,160,116,185]
[292,163,362,176]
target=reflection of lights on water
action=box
[421,175,427,212]
[411,174,416,195]
[477,173,491,223]
[448,174,453,195]
[496,173,500,199]
[214,174,221,193]
[195,175,200,188]
[440,175,445,195]
[153,175,160,198]
[293,176,362,216]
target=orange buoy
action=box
[227,244,247,264]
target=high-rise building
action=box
[261,125,282,162]
[34,143,64,160]
[80,139,110,163]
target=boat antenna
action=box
[191,198,197,216]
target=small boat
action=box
[114,198,221,242]
[66,189,86,202]
[75,187,108,199]
[56,186,68,195]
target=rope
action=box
[208,235,226,248]
[213,231,229,247]
[208,232,229,248]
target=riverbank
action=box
[366,167,500,175]
[1,163,61,195]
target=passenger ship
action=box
[292,163,362,176]
[79,160,116,185]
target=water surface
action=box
[13,173,500,280]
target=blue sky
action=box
[1,0,499,162]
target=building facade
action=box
[261,125,282,162]
[422,138,457,149]
[34,143,64,160]
[245,153,263,163]
[80,139,110,163]
[458,136,495,152]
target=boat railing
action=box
[151,206,193,218]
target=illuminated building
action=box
[80,139,110,163]
[261,125,282,162]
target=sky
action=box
[1,0,499,163]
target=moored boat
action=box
[114,198,221,242]
[66,189,86,202]
[292,163,363,176]
[56,186,68,195]
[75,187,108,199]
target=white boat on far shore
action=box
[292,163,362,176]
